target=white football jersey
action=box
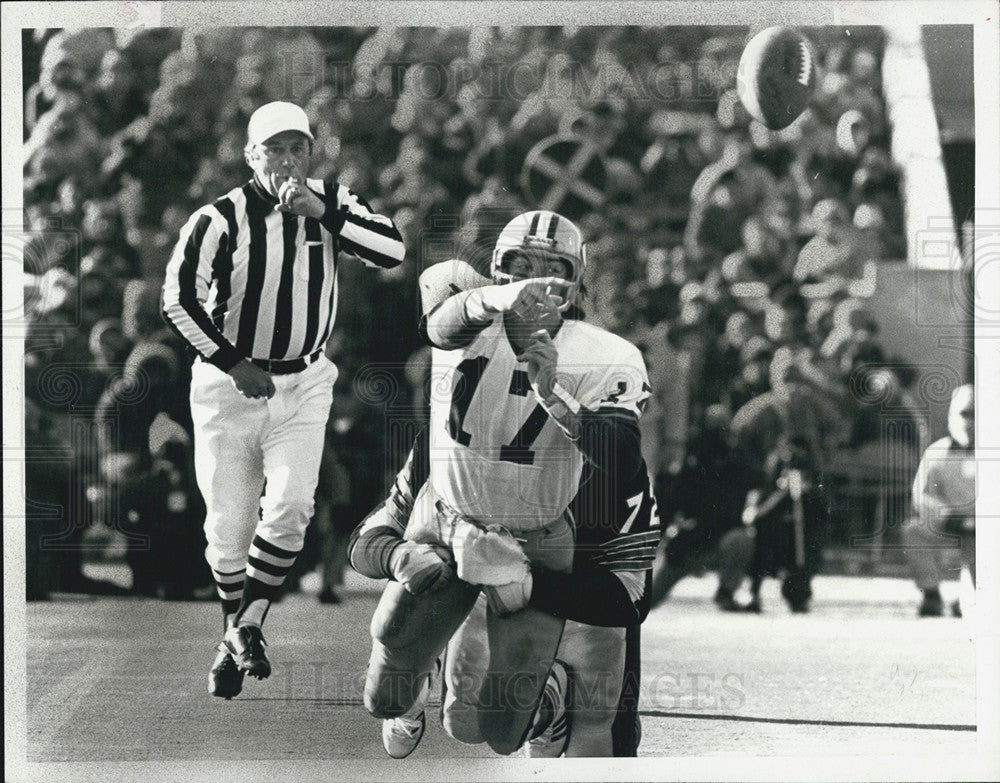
[429,316,650,531]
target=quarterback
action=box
[356,212,654,756]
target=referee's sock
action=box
[212,567,245,631]
[234,535,302,628]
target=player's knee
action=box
[441,693,483,745]
[363,670,419,719]
[481,722,523,757]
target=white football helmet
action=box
[491,210,586,310]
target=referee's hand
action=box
[275,166,324,219]
[228,360,276,399]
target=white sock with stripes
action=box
[528,666,566,739]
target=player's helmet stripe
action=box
[546,213,560,239]
[528,212,541,236]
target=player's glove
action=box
[388,541,455,595]
[468,277,569,316]
[452,522,530,585]
[484,572,534,616]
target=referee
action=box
[162,100,404,699]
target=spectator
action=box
[650,405,756,608]
[732,345,849,481]
[25,95,105,195]
[684,129,777,267]
[93,342,195,596]
[743,435,830,613]
[92,49,146,136]
[900,385,975,617]
[725,336,774,415]
[23,30,106,131]
[793,198,877,298]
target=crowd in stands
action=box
[22,25,922,601]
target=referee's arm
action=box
[161,209,243,372]
[315,181,405,269]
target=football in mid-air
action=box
[736,26,817,130]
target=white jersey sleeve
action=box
[552,322,651,419]
[418,259,491,315]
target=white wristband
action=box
[548,381,582,414]
[541,382,583,440]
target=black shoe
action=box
[208,643,245,698]
[918,591,944,617]
[745,596,763,614]
[950,600,963,618]
[318,587,341,604]
[714,588,746,612]
[224,625,271,679]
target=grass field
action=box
[9,570,993,782]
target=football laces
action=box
[797,40,812,87]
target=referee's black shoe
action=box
[208,643,245,699]
[224,625,271,679]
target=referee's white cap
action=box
[247,101,315,146]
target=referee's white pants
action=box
[189,356,337,577]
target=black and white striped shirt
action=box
[162,177,405,371]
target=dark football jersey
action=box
[570,459,661,578]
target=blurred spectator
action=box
[24,29,115,130]
[720,215,793,291]
[80,198,141,276]
[818,298,886,382]
[25,94,105,196]
[650,405,756,607]
[793,198,877,298]
[92,49,146,135]
[93,342,201,596]
[725,336,774,415]
[684,130,777,268]
[901,385,975,617]
[732,345,849,480]
[743,434,830,613]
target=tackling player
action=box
[353,219,657,757]
[351,426,659,758]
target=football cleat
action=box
[382,711,426,760]
[208,643,245,699]
[224,624,271,679]
[526,659,572,758]
[491,210,586,310]
[381,662,437,759]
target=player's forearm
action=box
[576,412,644,479]
[529,566,647,627]
[347,503,405,580]
[423,288,495,349]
